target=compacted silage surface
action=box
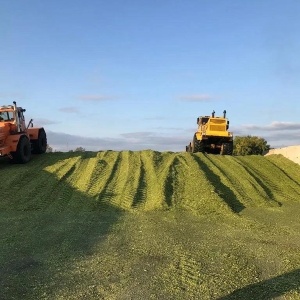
[1,151,300,299]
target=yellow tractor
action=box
[0,101,47,163]
[186,110,233,155]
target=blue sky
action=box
[1,0,300,151]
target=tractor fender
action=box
[195,132,202,140]
[5,134,23,152]
[27,127,42,141]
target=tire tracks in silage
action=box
[165,154,197,211]
[193,154,245,213]
[134,151,177,210]
[172,251,213,298]
[85,150,137,209]
[88,151,121,206]
[7,155,74,211]
[235,156,283,206]
[131,152,147,208]
[1,155,48,193]
[163,156,180,208]
[95,150,140,209]
[263,156,300,201]
[9,157,49,189]
[85,151,111,198]
[114,151,142,209]
[152,151,177,208]
[204,155,265,209]
[266,155,300,189]
[163,154,192,209]
[43,157,81,211]
[95,151,130,207]
[173,154,232,214]
[0,155,51,210]
[177,253,203,295]
[135,150,161,210]
[64,152,100,210]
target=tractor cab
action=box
[0,103,30,133]
[0,101,47,163]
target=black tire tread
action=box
[221,142,233,155]
[32,128,47,154]
[193,135,205,153]
[12,136,31,163]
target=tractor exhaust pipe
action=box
[13,101,21,132]
[223,110,226,118]
[212,110,215,117]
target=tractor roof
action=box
[0,105,15,111]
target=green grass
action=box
[0,151,300,299]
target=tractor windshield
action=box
[200,117,209,124]
[0,111,14,122]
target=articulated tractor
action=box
[0,101,47,163]
[186,110,233,155]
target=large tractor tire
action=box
[12,136,32,163]
[220,142,233,155]
[193,135,205,153]
[32,128,47,154]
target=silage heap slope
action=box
[1,151,299,214]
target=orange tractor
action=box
[0,101,47,163]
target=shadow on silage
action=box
[235,158,282,207]
[266,156,300,188]
[132,159,147,207]
[0,152,124,299]
[193,154,245,213]
[218,269,300,300]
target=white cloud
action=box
[232,121,300,148]
[264,132,300,148]
[46,131,188,152]
[33,118,59,126]
[59,107,79,113]
[120,132,155,139]
[178,94,214,102]
[242,121,300,131]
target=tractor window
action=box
[201,117,209,124]
[0,112,8,121]
[18,111,25,121]
[0,111,14,121]
[7,112,14,120]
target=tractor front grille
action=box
[209,124,225,131]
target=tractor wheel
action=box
[32,129,47,154]
[193,135,205,153]
[12,136,32,163]
[221,142,233,155]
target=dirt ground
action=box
[265,145,300,165]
